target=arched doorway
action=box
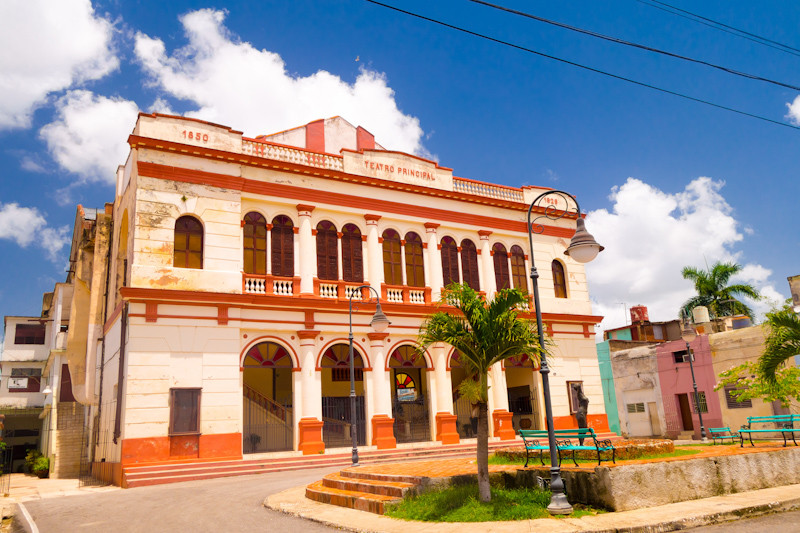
[242,342,294,453]
[389,346,430,443]
[320,344,367,448]
[449,352,476,439]
[505,354,541,431]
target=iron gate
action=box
[243,385,293,453]
[322,396,366,448]
[392,394,430,443]
[453,394,475,438]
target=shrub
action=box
[25,449,42,472]
[32,457,49,478]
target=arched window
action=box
[316,221,338,281]
[552,260,567,298]
[243,212,267,275]
[404,232,425,287]
[341,224,364,283]
[271,215,294,277]
[388,345,427,368]
[382,229,403,285]
[441,236,459,287]
[460,239,480,291]
[493,243,510,290]
[510,245,527,293]
[174,216,203,269]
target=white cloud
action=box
[0,0,117,130]
[0,201,69,262]
[20,156,46,173]
[786,95,800,126]
[39,90,139,184]
[586,177,785,336]
[134,9,425,154]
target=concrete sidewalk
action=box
[266,482,800,532]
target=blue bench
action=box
[519,428,615,467]
[739,414,800,447]
[709,427,739,445]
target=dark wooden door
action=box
[677,394,693,431]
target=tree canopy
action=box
[759,301,800,384]
[680,261,760,319]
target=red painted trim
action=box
[103,301,124,334]
[304,310,315,329]
[478,230,493,237]
[217,305,229,325]
[356,126,375,151]
[341,147,452,171]
[385,340,433,371]
[296,203,315,213]
[239,336,300,370]
[364,214,382,222]
[305,119,325,153]
[424,222,440,229]
[297,330,319,340]
[145,302,158,323]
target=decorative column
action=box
[296,330,324,454]
[432,343,458,444]
[425,223,443,300]
[365,215,382,296]
[367,331,396,449]
[478,230,496,299]
[490,362,515,440]
[297,204,315,296]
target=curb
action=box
[265,484,800,532]
[13,503,39,533]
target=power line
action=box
[469,0,800,92]
[363,0,800,131]
[636,0,800,58]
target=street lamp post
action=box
[527,191,604,515]
[348,285,390,467]
[680,317,707,442]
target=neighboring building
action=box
[608,344,667,438]
[788,274,800,312]
[63,112,605,485]
[0,314,51,471]
[597,306,681,436]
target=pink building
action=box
[656,337,722,440]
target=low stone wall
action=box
[515,447,800,511]
[497,438,674,462]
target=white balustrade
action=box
[273,279,294,296]
[319,283,339,299]
[344,285,362,300]
[409,290,426,304]
[244,276,267,294]
[386,288,404,304]
[242,140,344,171]
[453,178,524,203]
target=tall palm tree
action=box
[418,283,542,503]
[680,261,760,319]
[760,304,800,384]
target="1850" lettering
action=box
[181,130,209,142]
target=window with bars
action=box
[440,236,459,287]
[341,224,364,283]
[14,324,45,345]
[382,229,403,285]
[316,220,338,281]
[673,350,690,363]
[626,402,645,413]
[271,215,294,277]
[510,245,527,293]
[460,239,480,291]
[552,260,567,298]
[243,212,267,275]
[404,232,425,287]
[331,368,363,382]
[174,216,203,269]
[493,243,510,290]
[690,391,709,414]
[9,368,41,393]
[169,388,201,435]
[724,386,753,409]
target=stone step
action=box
[321,472,416,498]
[305,480,400,514]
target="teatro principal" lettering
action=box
[363,160,434,180]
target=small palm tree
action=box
[760,303,800,384]
[680,261,760,319]
[418,283,542,503]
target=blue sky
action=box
[1,0,798,338]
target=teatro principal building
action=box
[87,113,605,482]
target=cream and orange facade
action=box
[88,113,605,483]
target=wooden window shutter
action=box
[271,216,294,277]
[404,232,425,287]
[382,229,403,285]
[460,239,480,291]
[552,260,567,298]
[341,224,364,283]
[510,245,527,293]
[493,243,510,290]
[243,212,267,275]
[441,237,459,287]
[316,221,338,280]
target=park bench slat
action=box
[739,414,800,448]
[518,428,615,467]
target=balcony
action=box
[381,284,431,305]
[243,274,300,296]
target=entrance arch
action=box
[319,344,367,448]
[504,354,541,431]
[389,345,431,443]
[242,341,294,453]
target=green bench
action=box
[519,428,615,467]
[739,414,800,447]
[709,427,739,445]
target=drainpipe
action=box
[113,259,127,444]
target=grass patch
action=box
[384,482,603,522]
[489,447,702,466]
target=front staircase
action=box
[122,438,519,488]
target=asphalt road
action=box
[20,466,344,533]
[685,510,800,532]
